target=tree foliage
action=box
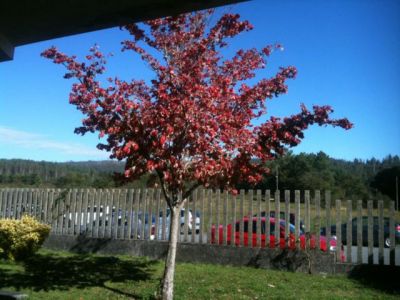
[41,10,352,299]
[371,166,400,201]
[41,11,352,200]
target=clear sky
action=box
[0,0,399,162]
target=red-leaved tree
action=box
[42,10,352,299]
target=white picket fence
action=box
[0,188,398,265]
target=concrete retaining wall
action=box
[44,234,337,274]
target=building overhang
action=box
[0,0,245,61]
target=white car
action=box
[64,206,145,237]
[153,208,201,240]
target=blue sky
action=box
[0,0,399,162]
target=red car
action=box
[211,216,345,261]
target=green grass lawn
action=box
[0,248,399,299]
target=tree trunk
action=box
[161,204,182,300]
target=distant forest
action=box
[0,152,399,202]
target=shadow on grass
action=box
[348,264,400,295]
[0,251,159,298]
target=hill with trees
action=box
[238,152,399,201]
[0,159,126,188]
[1,152,399,202]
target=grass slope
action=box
[0,249,399,299]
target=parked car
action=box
[211,216,344,261]
[120,211,159,239]
[64,205,118,227]
[108,210,153,239]
[255,211,305,231]
[63,207,148,237]
[321,216,400,248]
[153,208,201,240]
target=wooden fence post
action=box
[215,189,220,244]
[357,200,363,264]
[367,200,373,264]
[22,189,27,218]
[0,189,4,218]
[265,190,271,248]
[126,189,135,239]
[183,190,189,242]
[346,200,352,263]
[248,190,254,247]
[336,199,342,262]
[87,189,95,236]
[35,189,41,220]
[199,189,205,244]
[133,189,141,240]
[15,188,22,220]
[389,201,395,265]
[81,189,87,235]
[50,189,57,234]
[93,189,101,238]
[10,189,17,219]
[5,188,9,217]
[154,189,161,241]
[16,189,23,219]
[125,189,132,239]
[240,189,244,247]
[114,189,122,239]
[69,189,77,235]
[67,189,76,235]
[231,192,236,247]
[295,190,300,249]
[22,189,28,218]
[192,189,197,243]
[27,189,34,217]
[378,200,384,265]
[5,188,10,218]
[12,189,18,219]
[3,188,7,217]
[76,189,83,235]
[42,189,49,223]
[75,189,83,235]
[325,191,331,245]
[305,190,310,249]
[27,189,33,218]
[256,190,262,248]
[5,188,11,218]
[223,191,228,246]
[207,189,213,245]
[98,189,106,238]
[46,189,53,226]
[315,190,321,251]
[62,190,70,235]
[134,189,147,240]
[284,190,290,248]
[59,190,67,235]
[274,190,280,249]
[2,189,8,218]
